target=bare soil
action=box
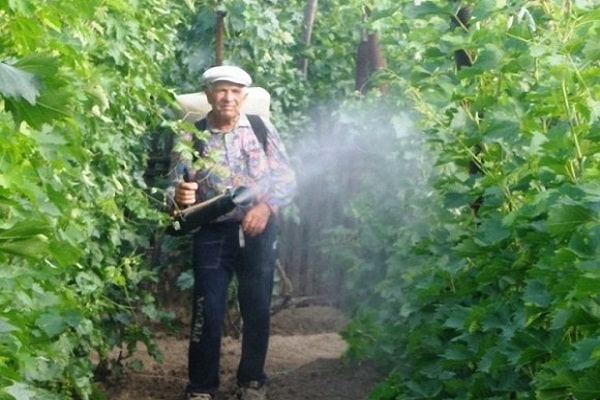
[102,305,382,400]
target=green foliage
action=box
[330,1,600,399]
[6,0,600,398]
[0,0,189,397]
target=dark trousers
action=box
[186,219,277,395]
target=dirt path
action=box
[103,306,382,400]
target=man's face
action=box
[205,82,246,120]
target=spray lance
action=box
[165,186,253,236]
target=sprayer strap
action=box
[193,114,268,155]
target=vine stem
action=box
[407,87,489,176]
[560,80,583,165]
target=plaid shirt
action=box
[170,114,297,222]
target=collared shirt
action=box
[170,114,297,222]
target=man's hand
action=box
[242,202,272,236]
[174,181,198,207]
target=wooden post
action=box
[354,7,387,94]
[215,10,226,66]
[298,0,319,77]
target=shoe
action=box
[237,381,267,400]
[188,393,213,400]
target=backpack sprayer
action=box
[165,86,271,236]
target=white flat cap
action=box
[202,66,252,87]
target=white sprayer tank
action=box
[175,87,271,123]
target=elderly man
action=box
[171,65,297,400]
